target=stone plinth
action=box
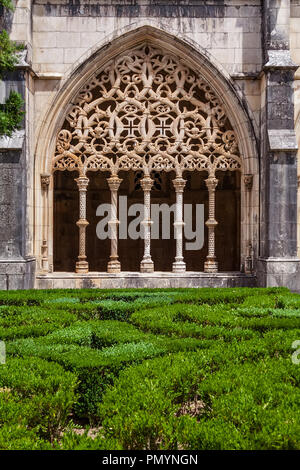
[0,258,36,290]
[35,271,256,290]
[257,258,300,291]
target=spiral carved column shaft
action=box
[41,174,51,273]
[172,177,186,273]
[204,176,218,273]
[107,176,122,273]
[244,174,253,274]
[75,176,89,273]
[140,176,154,273]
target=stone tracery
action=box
[53,43,241,178]
[52,43,243,273]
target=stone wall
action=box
[290,1,300,258]
[15,0,262,135]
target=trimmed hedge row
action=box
[97,349,300,450]
[0,287,299,449]
[0,357,77,446]
[8,325,205,419]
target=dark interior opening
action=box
[53,170,240,272]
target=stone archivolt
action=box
[53,44,242,178]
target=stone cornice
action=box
[263,50,298,71]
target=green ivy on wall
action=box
[0,0,14,9]
[0,90,24,136]
[0,0,25,136]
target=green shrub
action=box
[0,30,24,77]
[0,286,299,449]
[97,349,300,450]
[0,357,77,442]
[0,307,78,340]
[0,90,24,136]
[59,429,120,450]
[130,304,255,340]
[0,424,53,450]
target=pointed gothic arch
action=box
[34,26,259,279]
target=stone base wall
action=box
[257,258,300,291]
[35,272,257,290]
[0,259,36,290]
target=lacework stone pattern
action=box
[53,44,242,178]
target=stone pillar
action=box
[140,176,154,273]
[298,176,300,258]
[107,175,122,273]
[41,174,50,273]
[204,176,218,273]
[258,0,300,288]
[172,177,186,273]
[0,67,35,289]
[75,176,89,273]
[244,174,253,274]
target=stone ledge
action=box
[0,258,36,290]
[0,130,25,151]
[257,258,300,289]
[264,50,298,70]
[268,129,298,152]
[257,257,300,274]
[34,72,63,80]
[35,272,257,289]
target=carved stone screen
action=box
[52,43,242,274]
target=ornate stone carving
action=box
[172,177,186,273]
[244,174,253,190]
[204,177,218,273]
[52,43,243,275]
[140,176,154,273]
[53,43,242,179]
[75,176,89,273]
[107,175,122,273]
[41,174,50,191]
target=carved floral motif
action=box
[53,44,242,177]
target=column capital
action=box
[41,174,51,191]
[75,176,89,191]
[140,176,153,192]
[244,174,253,191]
[173,177,186,192]
[107,175,122,191]
[205,177,218,191]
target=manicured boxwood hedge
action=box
[0,287,299,449]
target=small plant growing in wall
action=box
[0,0,25,136]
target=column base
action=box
[204,259,218,273]
[256,257,300,290]
[0,258,36,290]
[140,259,154,273]
[172,260,186,273]
[75,260,89,273]
[107,260,121,273]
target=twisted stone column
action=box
[204,176,218,273]
[41,174,50,273]
[244,174,253,274]
[140,176,154,273]
[107,175,122,273]
[172,177,186,273]
[75,176,89,273]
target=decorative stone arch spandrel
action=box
[34,26,259,275]
[53,43,242,178]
